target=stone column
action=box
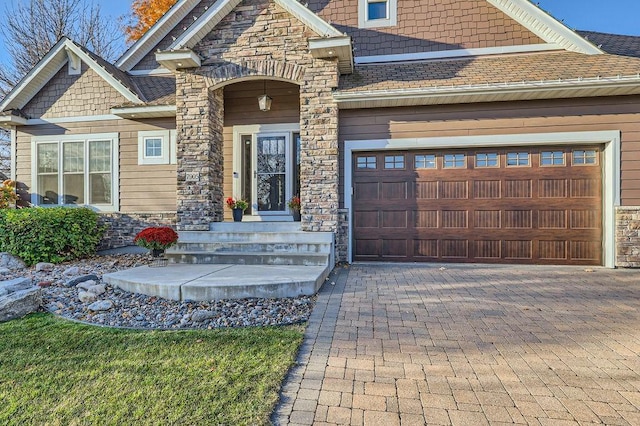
[299,62,340,233]
[175,72,225,231]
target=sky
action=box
[0,0,639,67]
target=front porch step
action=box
[170,242,331,254]
[176,231,333,244]
[209,222,302,232]
[167,252,329,266]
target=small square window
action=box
[144,138,163,158]
[415,154,436,169]
[357,156,377,169]
[541,151,564,166]
[367,0,388,20]
[573,150,597,165]
[476,153,499,168]
[507,152,529,166]
[444,154,465,168]
[385,155,404,169]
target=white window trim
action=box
[31,133,119,212]
[344,131,621,268]
[138,130,176,165]
[358,0,397,29]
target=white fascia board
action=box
[355,43,562,64]
[343,130,620,267]
[0,115,28,127]
[170,0,243,50]
[486,0,602,54]
[334,75,640,108]
[0,38,69,111]
[155,50,201,70]
[127,68,173,76]
[64,41,143,104]
[116,0,201,70]
[111,105,177,118]
[274,0,343,38]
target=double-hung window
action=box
[32,133,118,211]
[358,0,397,28]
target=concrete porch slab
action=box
[103,264,329,301]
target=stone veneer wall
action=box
[336,209,349,263]
[98,212,177,250]
[176,0,340,237]
[616,207,640,267]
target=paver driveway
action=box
[273,263,640,425]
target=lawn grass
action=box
[0,313,304,425]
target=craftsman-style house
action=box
[1,0,639,267]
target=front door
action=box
[252,133,291,216]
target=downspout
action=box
[10,128,16,181]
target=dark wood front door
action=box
[352,147,603,265]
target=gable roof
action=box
[0,38,145,113]
[486,0,601,55]
[577,30,640,58]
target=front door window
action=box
[255,134,289,213]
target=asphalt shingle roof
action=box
[339,51,640,93]
[577,30,640,59]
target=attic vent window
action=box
[358,0,397,29]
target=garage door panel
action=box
[353,146,602,265]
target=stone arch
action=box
[201,60,306,90]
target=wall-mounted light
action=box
[258,80,272,112]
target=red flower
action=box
[133,227,179,250]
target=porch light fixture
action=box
[258,81,272,112]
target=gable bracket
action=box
[65,47,82,75]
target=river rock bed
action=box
[0,254,316,329]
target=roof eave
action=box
[309,36,353,74]
[334,78,640,109]
[111,104,177,118]
[0,114,28,128]
[156,49,202,71]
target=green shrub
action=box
[0,207,107,265]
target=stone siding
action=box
[616,206,640,267]
[99,212,177,250]
[23,63,128,119]
[176,0,340,234]
[336,209,349,263]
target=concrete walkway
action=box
[273,263,640,425]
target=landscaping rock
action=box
[87,300,113,312]
[191,310,216,322]
[0,278,33,294]
[78,291,97,303]
[77,280,97,291]
[86,284,106,296]
[65,274,99,288]
[0,268,10,275]
[35,262,55,272]
[63,266,80,276]
[0,253,25,270]
[0,287,41,322]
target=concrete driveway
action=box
[273,263,640,425]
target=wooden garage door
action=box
[352,146,602,265]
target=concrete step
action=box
[209,222,302,232]
[168,242,331,254]
[177,230,334,244]
[166,251,329,266]
[103,264,331,301]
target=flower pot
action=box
[292,210,301,222]
[151,248,165,258]
[232,208,244,222]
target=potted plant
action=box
[288,195,301,221]
[133,226,179,258]
[226,197,249,222]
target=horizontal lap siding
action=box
[339,96,640,206]
[15,118,177,213]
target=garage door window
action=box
[573,150,598,165]
[541,151,565,166]
[444,154,465,168]
[476,153,499,168]
[507,152,529,166]
[415,154,436,169]
[385,155,404,169]
[357,156,377,169]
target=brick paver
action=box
[272,263,640,425]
